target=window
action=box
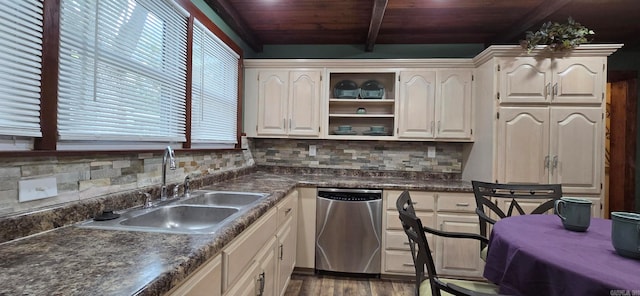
[0,1,43,150]
[191,19,239,148]
[57,0,188,149]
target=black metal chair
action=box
[396,190,503,296]
[471,180,563,260]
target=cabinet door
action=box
[223,260,259,296]
[276,217,296,296]
[497,107,550,184]
[398,71,436,138]
[552,58,604,104]
[167,255,221,296]
[499,58,552,104]
[435,214,483,278]
[289,70,321,136]
[257,237,278,296]
[435,69,472,139]
[550,107,602,194]
[257,71,288,135]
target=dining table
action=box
[483,214,640,296]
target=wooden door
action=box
[552,57,604,104]
[435,214,483,278]
[435,69,472,139]
[499,57,551,104]
[397,70,436,138]
[550,107,602,194]
[496,107,550,184]
[288,70,321,137]
[257,71,288,135]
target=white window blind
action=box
[191,20,239,147]
[0,1,43,138]
[58,0,188,142]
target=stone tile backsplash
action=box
[0,139,254,217]
[251,138,463,173]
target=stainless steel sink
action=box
[77,190,269,234]
[179,191,268,207]
[120,205,238,230]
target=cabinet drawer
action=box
[386,230,434,251]
[387,210,434,230]
[222,209,277,291]
[386,190,435,211]
[384,250,415,274]
[437,193,475,213]
[277,191,298,227]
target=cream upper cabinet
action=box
[398,69,472,140]
[496,106,602,194]
[256,70,321,137]
[435,70,473,139]
[398,70,436,138]
[499,57,604,104]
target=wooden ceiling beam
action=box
[365,0,389,52]
[203,0,263,52]
[491,0,573,44]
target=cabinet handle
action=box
[279,244,284,260]
[257,272,265,296]
[283,118,286,129]
[553,83,558,96]
[552,155,558,172]
[289,118,292,129]
[284,208,292,215]
[437,121,441,132]
[544,155,550,169]
[411,201,418,205]
[403,242,411,245]
[545,83,551,98]
[431,121,435,133]
[456,202,469,207]
[402,263,414,267]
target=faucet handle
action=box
[139,191,153,208]
[184,176,191,197]
[173,184,180,199]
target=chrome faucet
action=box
[161,146,176,201]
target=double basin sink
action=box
[78,191,269,234]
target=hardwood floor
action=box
[284,273,415,296]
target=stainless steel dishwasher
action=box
[315,188,382,275]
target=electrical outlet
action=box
[309,145,317,157]
[18,177,58,202]
[427,146,436,158]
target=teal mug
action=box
[554,197,592,232]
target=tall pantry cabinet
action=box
[463,44,622,218]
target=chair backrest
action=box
[396,191,441,296]
[472,180,563,240]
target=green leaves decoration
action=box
[520,17,595,53]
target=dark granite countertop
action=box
[0,170,471,296]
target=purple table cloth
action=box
[483,215,640,296]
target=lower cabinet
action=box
[383,190,483,279]
[167,255,222,296]
[222,190,299,296]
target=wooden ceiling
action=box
[203,0,640,52]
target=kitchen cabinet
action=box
[435,193,483,278]
[463,45,622,219]
[499,57,604,104]
[326,71,396,138]
[245,69,322,137]
[167,255,222,296]
[295,187,316,270]
[398,69,472,140]
[382,190,482,279]
[222,207,277,293]
[224,236,277,296]
[276,191,298,296]
[497,106,602,194]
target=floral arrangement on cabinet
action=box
[520,17,595,53]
